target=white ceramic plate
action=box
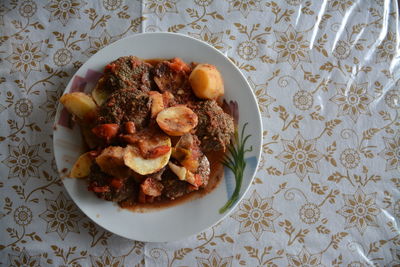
[53,32,262,242]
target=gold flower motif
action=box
[19,0,37,18]
[103,0,123,11]
[90,249,125,267]
[14,98,33,118]
[333,40,351,60]
[385,89,400,109]
[8,248,40,267]
[330,82,373,123]
[39,192,81,240]
[44,0,87,26]
[293,90,313,110]
[0,4,10,25]
[337,187,380,235]
[195,0,213,6]
[328,0,354,15]
[39,86,63,123]
[73,60,83,69]
[248,76,275,117]
[340,148,360,169]
[231,190,281,240]
[378,131,400,171]
[83,29,114,57]
[273,25,311,69]
[376,31,397,63]
[276,132,323,180]
[196,250,233,267]
[299,203,320,224]
[287,246,325,267]
[53,48,72,66]
[143,0,178,20]
[5,37,48,78]
[188,26,230,53]
[237,41,258,60]
[2,139,45,185]
[226,0,262,18]
[14,205,33,226]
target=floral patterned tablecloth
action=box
[1,0,399,266]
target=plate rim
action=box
[53,32,263,242]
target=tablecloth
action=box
[0,0,399,266]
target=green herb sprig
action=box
[219,122,253,214]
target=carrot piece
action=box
[110,178,124,189]
[92,186,110,193]
[104,63,117,72]
[92,124,119,141]
[146,145,171,159]
[169,57,190,73]
[124,121,136,134]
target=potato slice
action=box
[70,152,93,178]
[60,92,97,120]
[124,137,171,175]
[91,78,109,106]
[148,91,164,118]
[95,146,128,177]
[156,106,198,136]
[189,64,224,100]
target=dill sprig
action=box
[219,122,253,214]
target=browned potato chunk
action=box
[124,137,171,175]
[156,106,198,136]
[60,92,97,120]
[148,91,164,118]
[91,78,109,106]
[189,64,224,100]
[95,146,128,177]
[70,152,93,178]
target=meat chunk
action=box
[162,154,210,199]
[97,89,151,129]
[87,164,136,203]
[153,61,195,104]
[197,155,210,188]
[161,168,195,199]
[103,56,153,92]
[193,100,234,152]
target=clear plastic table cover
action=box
[0,0,399,266]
